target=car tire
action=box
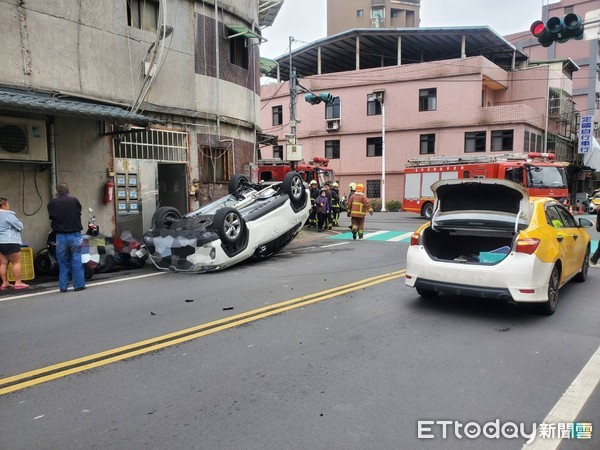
[84,265,94,280]
[212,207,244,246]
[538,265,559,315]
[228,174,249,195]
[422,202,434,220]
[34,253,52,275]
[283,171,306,208]
[416,287,439,298]
[152,207,181,230]
[574,247,590,282]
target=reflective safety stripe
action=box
[351,202,367,217]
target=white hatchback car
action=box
[144,172,310,273]
[405,179,593,314]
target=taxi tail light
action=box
[516,238,540,255]
[410,232,421,246]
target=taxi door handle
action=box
[556,235,563,242]
[572,235,578,240]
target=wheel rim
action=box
[424,204,433,219]
[548,267,559,309]
[291,176,303,199]
[582,249,590,278]
[224,212,241,239]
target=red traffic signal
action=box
[530,14,584,47]
[530,20,553,47]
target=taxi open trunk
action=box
[422,180,531,264]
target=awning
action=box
[0,88,160,126]
[257,132,277,147]
[226,25,265,42]
[260,57,278,75]
[258,0,283,28]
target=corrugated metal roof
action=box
[266,27,529,80]
[0,88,159,126]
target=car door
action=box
[550,205,586,278]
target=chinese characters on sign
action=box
[579,115,593,154]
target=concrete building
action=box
[327,0,421,36]
[0,0,282,252]
[260,27,579,203]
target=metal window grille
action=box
[116,128,188,162]
[366,179,381,198]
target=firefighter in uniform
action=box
[330,182,341,226]
[307,180,319,228]
[347,183,373,240]
[347,182,357,229]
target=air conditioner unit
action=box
[326,119,340,131]
[0,117,48,162]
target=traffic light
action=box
[530,13,584,47]
[304,92,335,105]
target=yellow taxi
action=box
[405,179,594,315]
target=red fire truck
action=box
[257,156,336,188]
[402,152,569,219]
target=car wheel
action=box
[84,265,94,280]
[416,287,439,298]
[574,247,590,282]
[283,172,306,208]
[152,207,181,230]
[34,253,52,275]
[539,265,559,315]
[228,174,249,195]
[212,207,244,246]
[422,203,434,220]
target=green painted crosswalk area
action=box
[328,230,600,252]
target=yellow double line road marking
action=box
[0,270,406,396]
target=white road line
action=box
[387,232,414,242]
[362,230,391,239]
[320,242,349,249]
[0,272,166,303]
[522,345,600,449]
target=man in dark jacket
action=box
[47,183,86,292]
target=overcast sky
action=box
[260,0,544,58]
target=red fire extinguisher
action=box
[104,180,114,204]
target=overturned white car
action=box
[143,172,310,273]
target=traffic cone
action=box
[577,203,583,215]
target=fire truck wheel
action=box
[152,207,182,230]
[283,172,306,208]
[212,207,244,246]
[228,174,249,195]
[422,203,434,220]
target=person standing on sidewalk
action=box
[347,183,373,240]
[591,205,600,266]
[0,197,29,291]
[47,183,86,292]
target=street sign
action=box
[578,115,593,154]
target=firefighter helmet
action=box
[349,182,356,190]
[356,183,365,193]
[309,180,317,185]
[332,182,339,188]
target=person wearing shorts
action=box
[0,197,29,291]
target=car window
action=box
[546,205,565,229]
[555,206,577,228]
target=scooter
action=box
[34,209,147,279]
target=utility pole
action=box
[289,36,297,146]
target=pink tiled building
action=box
[259,0,598,204]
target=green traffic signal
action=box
[304,92,335,105]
